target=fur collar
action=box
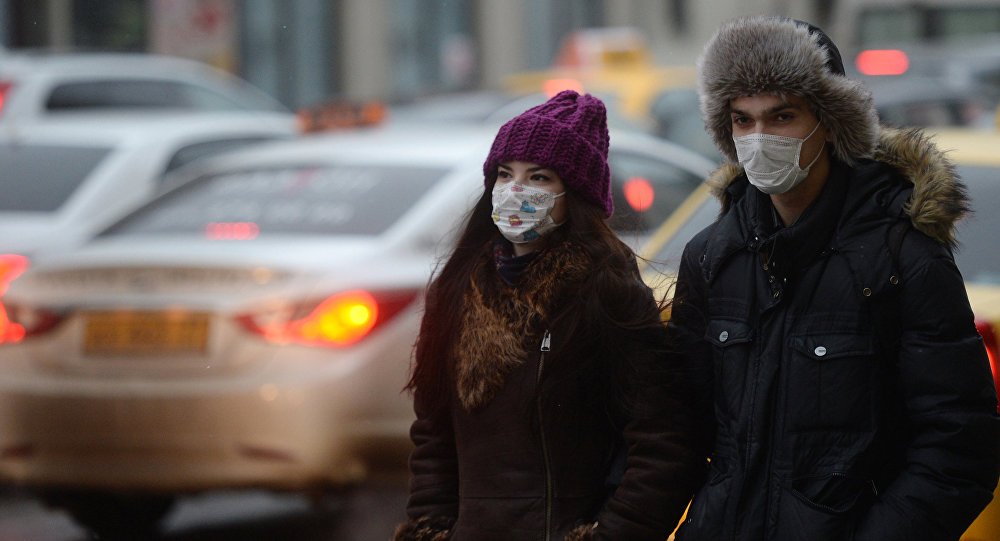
[706,127,969,246]
[454,240,590,411]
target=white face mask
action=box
[734,121,824,194]
[491,182,565,244]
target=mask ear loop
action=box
[798,121,825,171]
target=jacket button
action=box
[773,290,781,299]
[719,331,729,342]
[889,275,899,285]
[814,346,827,357]
[863,287,872,296]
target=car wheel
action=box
[43,490,175,540]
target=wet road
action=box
[0,476,409,541]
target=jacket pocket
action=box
[774,472,874,540]
[786,332,876,431]
[705,319,753,422]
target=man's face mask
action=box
[734,121,824,194]
[491,182,565,244]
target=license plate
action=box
[84,311,210,356]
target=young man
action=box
[669,16,1000,540]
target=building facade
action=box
[0,0,829,109]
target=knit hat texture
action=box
[697,16,880,165]
[483,90,613,217]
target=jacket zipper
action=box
[537,330,553,541]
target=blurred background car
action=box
[0,111,297,260]
[0,51,289,122]
[829,0,1000,53]
[637,127,1000,541]
[862,75,997,129]
[848,39,1000,129]
[0,120,714,537]
[500,27,697,129]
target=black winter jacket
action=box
[670,129,1000,541]
[398,240,703,541]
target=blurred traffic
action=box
[2,0,1000,539]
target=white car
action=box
[0,51,288,122]
[0,123,715,537]
[0,111,297,259]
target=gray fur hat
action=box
[697,16,880,165]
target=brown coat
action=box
[397,240,704,541]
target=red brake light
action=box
[0,254,30,344]
[0,81,12,116]
[624,177,655,212]
[206,222,260,240]
[856,50,909,76]
[976,319,1000,413]
[236,289,418,348]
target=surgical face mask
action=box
[491,182,565,244]
[733,121,824,194]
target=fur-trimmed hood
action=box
[705,127,970,247]
[697,16,880,165]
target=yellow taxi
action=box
[640,127,1000,540]
[501,27,695,123]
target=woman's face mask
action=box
[491,182,565,243]
[734,121,824,194]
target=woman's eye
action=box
[497,170,511,178]
[531,174,551,182]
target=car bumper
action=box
[0,332,416,493]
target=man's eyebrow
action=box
[731,102,802,117]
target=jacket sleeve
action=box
[394,383,459,541]
[667,236,716,459]
[854,241,1000,541]
[589,255,713,540]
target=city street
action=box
[0,476,409,541]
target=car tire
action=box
[43,490,175,540]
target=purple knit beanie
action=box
[483,90,613,217]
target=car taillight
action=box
[0,254,30,344]
[0,81,11,117]
[4,304,65,340]
[235,289,418,348]
[976,319,1000,413]
[855,49,909,76]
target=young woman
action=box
[394,90,703,541]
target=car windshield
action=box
[0,143,112,212]
[45,80,275,112]
[100,164,447,238]
[955,164,1000,285]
